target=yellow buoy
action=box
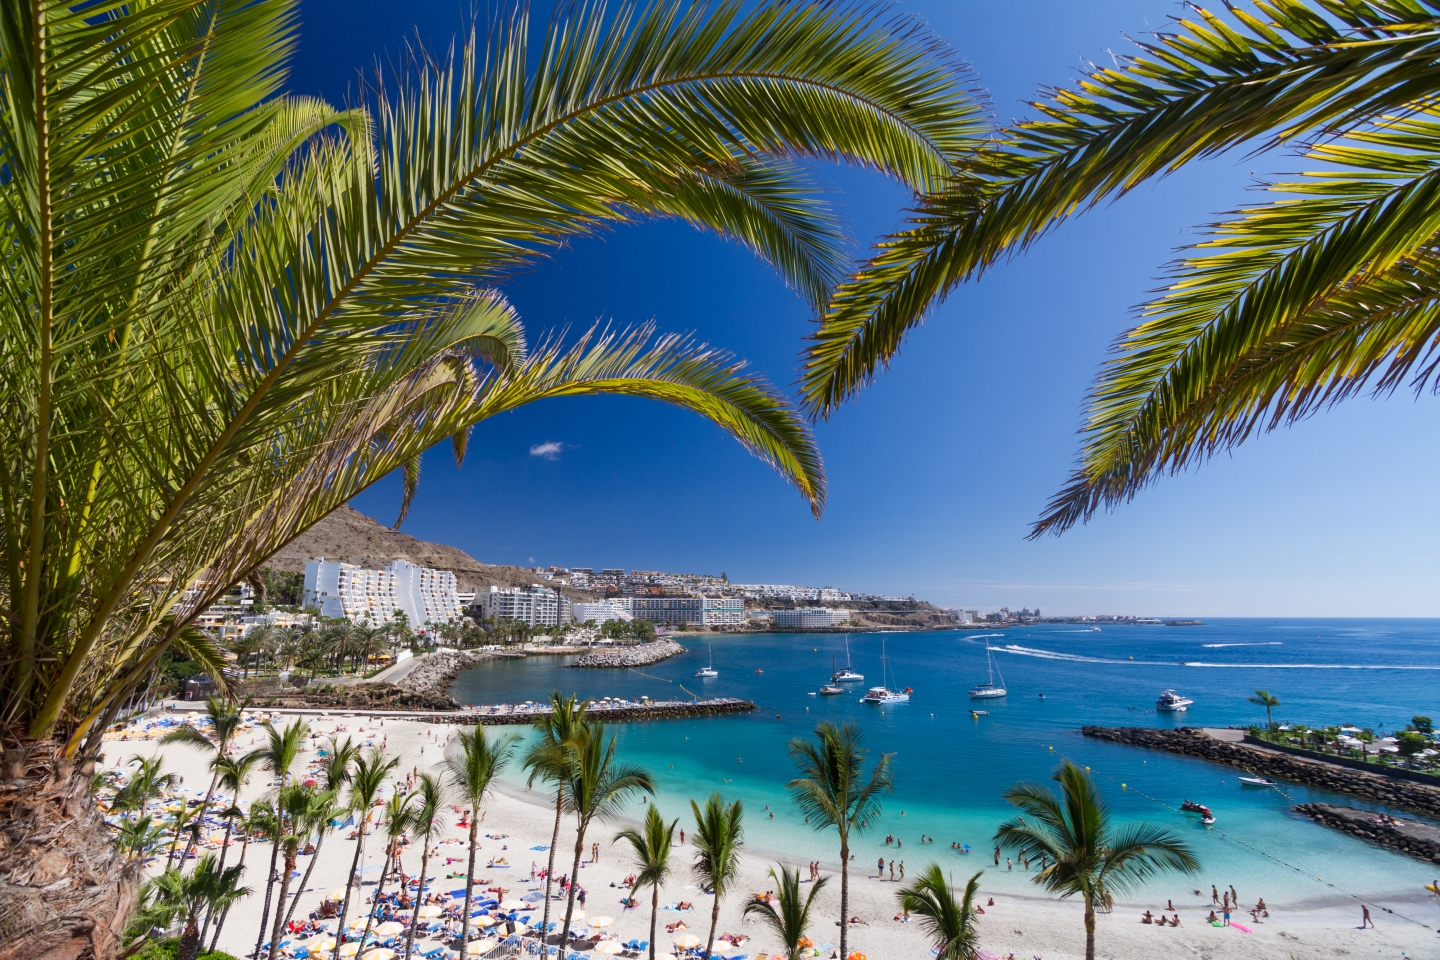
[1121,784,1127,790]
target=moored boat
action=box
[1238,776,1276,787]
[969,646,1007,699]
[1156,689,1193,711]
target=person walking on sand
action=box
[877,857,884,879]
[1212,885,1219,905]
[898,862,905,881]
[888,860,894,881]
[994,845,1001,866]
[1362,905,1374,928]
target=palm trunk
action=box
[209,828,250,954]
[402,839,432,960]
[165,814,188,871]
[333,819,369,960]
[252,837,282,960]
[460,817,479,947]
[648,882,659,960]
[838,837,849,960]
[557,827,587,960]
[176,914,203,960]
[360,837,397,951]
[1083,895,1096,960]
[199,811,236,946]
[268,844,299,960]
[281,829,326,932]
[540,786,564,943]
[705,893,721,960]
[183,768,221,865]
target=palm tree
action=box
[112,755,179,819]
[278,738,359,933]
[558,725,654,960]
[1250,690,1281,731]
[114,816,167,862]
[995,761,1199,960]
[160,696,249,861]
[199,754,260,946]
[524,691,590,941]
[136,855,250,960]
[360,790,421,952]
[163,802,202,873]
[690,793,744,960]
[268,786,337,960]
[230,630,267,680]
[332,750,398,960]
[614,805,678,960]
[804,1,1440,537]
[787,720,893,960]
[897,866,983,960]
[211,804,271,954]
[442,725,517,949]
[0,2,985,949]
[401,773,447,960]
[248,720,310,960]
[743,865,827,960]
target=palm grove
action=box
[104,695,1196,960]
[5,0,1410,957]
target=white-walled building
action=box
[482,585,570,627]
[702,597,745,627]
[303,558,463,629]
[572,599,633,625]
[770,607,851,628]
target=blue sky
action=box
[295,1,1440,617]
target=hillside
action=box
[263,505,594,598]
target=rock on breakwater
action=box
[1295,803,1440,866]
[395,650,496,694]
[1082,726,1440,819]
[568,639,685,668]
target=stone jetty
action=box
[458,696,753,725]
[394,650,496,694]
[1295,803,1440,865]
[568,639,685,668]
[1082,726,1440,819]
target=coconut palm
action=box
[614,805,678,960]
[248,720,310,959]
[267,786,337,960]
[897,866,982,960]
[442,725,517,949]
[558,725,654,960]
[278,738,359,933]
[230,630,268,680]
[744,865,827,960]
[804,1,1440,537]
[401,773,447,960]
[210,803,270,954]
[360,790,422,952]
[114,816,167,861]
[995,761,1198,960]
[134,855,250,960]
[0,1,983,949]
[332,750,399,960]
[787,720,893,960]
[524,691,590,940]
[160,696,250,861]
[1250,690,1281,731]
[163,802,202,873]
[690,793,744,960]
[112,755,179,819]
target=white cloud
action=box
[529,441,564,460]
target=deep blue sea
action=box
[449,620,1440,910]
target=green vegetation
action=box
[690,793,746,960]
[897,866,984,960]
[802,0,1440,539]
[615,805,679,960]
[1249,690,1281,730]
[996,760,1198,960]
[1251,720,1438,772]
[744,864,828,960]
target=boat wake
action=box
[999,644,1440,671]
[1000,644,1166,666]
[1201,642,1282,648]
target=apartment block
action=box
[770,607,851,628]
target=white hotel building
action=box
[481,585,571,628]
[303,558,464,629]
[770,607,851,628]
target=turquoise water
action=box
[449,620,1440,910]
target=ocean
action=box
[447,620,1440,911]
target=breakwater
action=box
[1082,726,1440,819]
[244,697,755,725]
[395,650,497,693]
[1295,803,1440,865]
[569,639,685,668]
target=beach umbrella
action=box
[499,899,527,911]
[712,944,742,957]
[361,950,395,960]
[347,917,371,932]
[975,952,1002,960]
[326,888,350,902]
[594,941,624,955]
[416,905,443,919]
[587,917,614,929]
[568,909,585,921]
[473,916,497,928]
[372,921,405,937]
[674,935,702,949]
[338,943,362,958]
[466,939,498,956]
[308,937,338,954]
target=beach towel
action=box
[531,845,548,851]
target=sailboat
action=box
[968,646,1007,699]
[832,635,864,683]
[860,637,910,704]
[695,640,718,678]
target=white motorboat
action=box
[832,635,864,683]
[1156,689,1193,712]
[968,646,1007,699]
[695,640,718,678]
[1238,776,1276,787]
[817,684,844,696]
[860,637,909,704]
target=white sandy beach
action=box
[101,711,1440,960]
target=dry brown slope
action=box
[264,505,593,598]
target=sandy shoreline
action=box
[101,713,1440,960]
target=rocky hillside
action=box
[263,505,593,598]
